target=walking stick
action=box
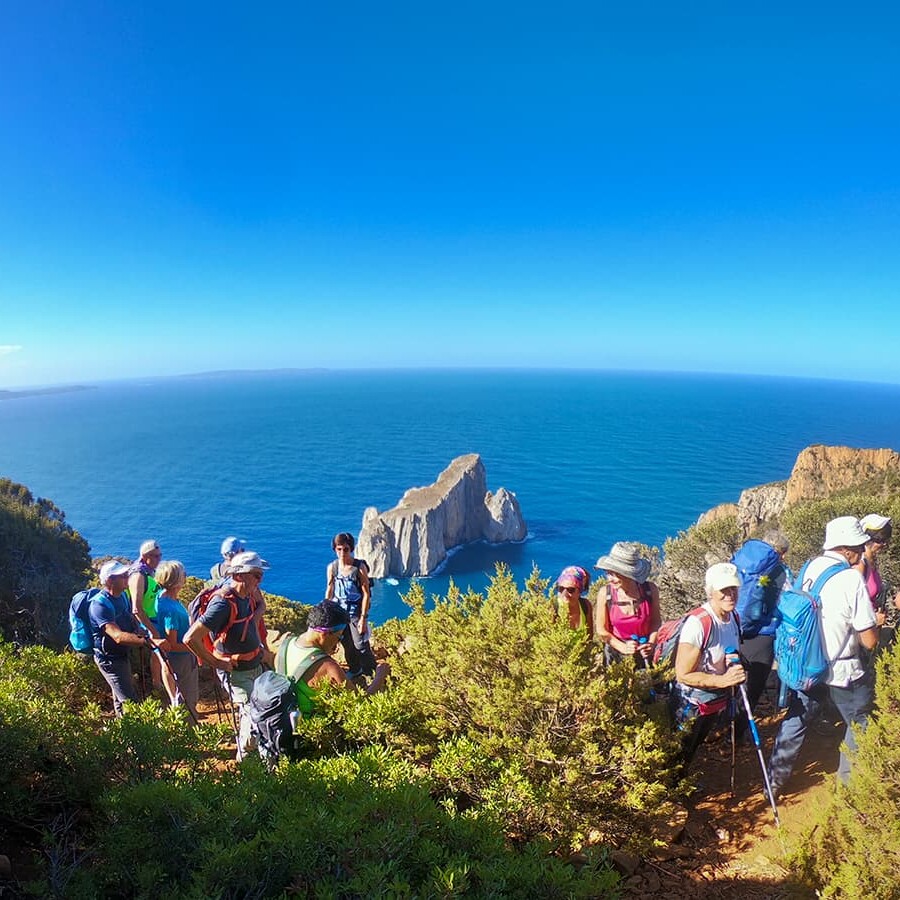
[222,671,242,748]
[738,682,781,828]
[730,687,737,799]
[151,643,201,728]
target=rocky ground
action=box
[616,686,842,899]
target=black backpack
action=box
[248,670,298,769]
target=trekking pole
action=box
[723,646,741,798]
[737,682,781,828]
[730,687,737,798]
[222,671,242,748]
[151,642,201,728]
[631,634,649,670]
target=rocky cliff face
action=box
[697,445,900,537]
[356,454,527,578]
[784,445,900,505]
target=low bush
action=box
[789,640,900,898]
[658,516,741,617]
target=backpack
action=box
[188,584,264,665]
[773,560,848,692]
[248,670,298,769]
[652,607,718,669]
[329,558,370,593]
[731,540,785,638]
[68,588,104,653]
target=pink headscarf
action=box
[555,566,590,595]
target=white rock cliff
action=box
[356,454,527,578]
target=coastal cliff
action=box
[356,454,527,578]
[727,445,900,535]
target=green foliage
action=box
[658,516,741,618]
[789,640,900,898]
[372,565,682,848]
[54,747,618,899]
[261,591,313,635]
[0,477,92,644]
[781,491,900,587]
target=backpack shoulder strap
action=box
[809,561,850,597]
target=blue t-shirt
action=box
[156,593,191,656]
[198,590,263,670]
[89,590,138,661]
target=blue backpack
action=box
[731,540,784,638]
[68,588,107,653]
[773,559,849,692]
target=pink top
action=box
[863,559,883,611]
[606,583,653,640]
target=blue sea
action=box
[2,369,899,623]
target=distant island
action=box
[0,385,94,401]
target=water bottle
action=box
[724,645,741,668]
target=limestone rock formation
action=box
[356,454,527,578]
[784,445,900,505]
[694,445,900,539]
[736,481,788,536]
[696,502,739,528]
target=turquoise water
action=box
[1,369,898,622]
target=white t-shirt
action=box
[678,602,741,676]
[801,552,876,687]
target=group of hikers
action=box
[77,512,896,810]
[555,514,896,806]
[77,532,390,761]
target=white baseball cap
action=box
[705,562,741,593]
[229,551,270,574]
[823,516,870,550]
[99,560,129,584]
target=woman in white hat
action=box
[594,541,661,667]
[858,514,898,626]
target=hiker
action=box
[859,514,899,654]
[154,560,200,723]
[90,560,164,716]
[857,514,897,617]
[594,542,661,666]
[185,550,273,759]
[324,532,377,680]
[672,562,747,764]
[731,532,791,739]
[128,539,163,689]
[211,536,245,583]
[275,602,391,707]
[767,517,879,800]
[552,566,593,637]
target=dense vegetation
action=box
[4,471,900,896]
[0,478,92,645]
[0,572,668,897]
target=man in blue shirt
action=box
[90,560,164,716]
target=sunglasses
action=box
[557,585,579,595]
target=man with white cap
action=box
[210,536,245,583]
[185,550,273,759]
[767,516,879,800]
[672,562,747,764]
[90,560,165,716]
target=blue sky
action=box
[1,2,898,387]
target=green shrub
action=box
[43,746,619,899]
[372,566,682,849]
[781,491,900,586]
[0,478,92,644]
[658,516,741,618]
[789,640,900,898]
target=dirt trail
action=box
[621,690,844,899]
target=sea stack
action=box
[356,453,527,578]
